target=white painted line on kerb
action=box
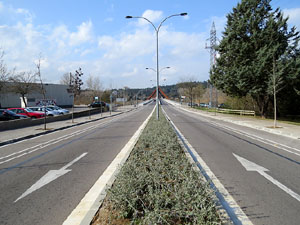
[62,106,155,225]
[163,108,253,225]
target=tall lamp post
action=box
[126,13,187,119]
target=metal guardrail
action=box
[217,108,255,116]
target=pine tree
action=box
[211,0,299,118]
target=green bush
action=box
[107,108,221,224]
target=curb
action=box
[165,100,299,140]
[162,107,253,225]
[62,106,155,225]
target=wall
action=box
[0,83,73,108]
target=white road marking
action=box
[15,152,88,203]
[0,111,138,165]
[162,107,253,225]
[233,153,300,202]
[62,106,155,225]
[170,103,300,157]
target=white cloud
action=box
[0,2,213,88]
[70,20,94,46]
[138,10,163,26]
[283,8,300,29]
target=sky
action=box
[0,0,300,89]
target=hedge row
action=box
[93,108,222,224]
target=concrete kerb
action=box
[62,105,156,225]
[162,107,252,225]
[165,100,299,140]
[0,107,136,147]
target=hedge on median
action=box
[93,107,222,224]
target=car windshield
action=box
[25,108,33,112]
[5,110,17,116]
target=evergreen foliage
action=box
[211,0,300,117]
[99,108,221,224]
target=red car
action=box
[7,108,45,119]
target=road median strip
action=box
[91,106,223,224]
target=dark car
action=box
[0,109,29,121]
[89,101,107,108]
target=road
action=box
[0,104,154,225]
[162,101,300,225]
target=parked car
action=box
[7,108,45,119]
[188,102,198,107]
[46,105,69,114]
[27,107,60,116]
[89,101,108,109]
[199,103,209,107]
[0,109,29,121]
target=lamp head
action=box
[180,13,188,16]
[125,16,133,19]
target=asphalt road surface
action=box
[162,101,300,225]
[0,104,154,225]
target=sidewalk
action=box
[166,100,300,140]
[0,106,136,146]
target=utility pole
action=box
[205,22,217,108]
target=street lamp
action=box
[126,13,187,119]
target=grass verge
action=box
[92,107,222,224]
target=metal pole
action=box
[100,94,102,117]
[156,31,159,119]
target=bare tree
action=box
[60,72,71,85]
[10,71,38,107]
[177,77,198,107]
[35,54,47,129]
[0,50,12,93]
[268,57,284,128]
[194,84,205,105]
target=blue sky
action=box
[1,0,300,89]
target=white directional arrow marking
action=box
[233,153,300,202]
[15,152,88,203]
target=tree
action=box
[10,71,38,107]
[211,0,300,118]
[35,55,48,130]
[194,84,205,105]
[0,50,13,94]
[69,68,84,98]
[60,73,71,85]
[177,78,198,107]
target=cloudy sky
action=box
[0,0,299,89]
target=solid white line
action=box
[163,106,253,225]
[170,102,300,157]
[0,111,139,165]
[62,106,155,225]
[234,153,300,203]
[260,171,300,202]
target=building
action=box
[0,83,73,108]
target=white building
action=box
[0,83,73,108]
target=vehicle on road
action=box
[7,108,45,119]
[46,105,69,114]
[27,107,60,116]
[0,109,29,121]
[89,101,108,110]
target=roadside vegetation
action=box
[92,108,222,224]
